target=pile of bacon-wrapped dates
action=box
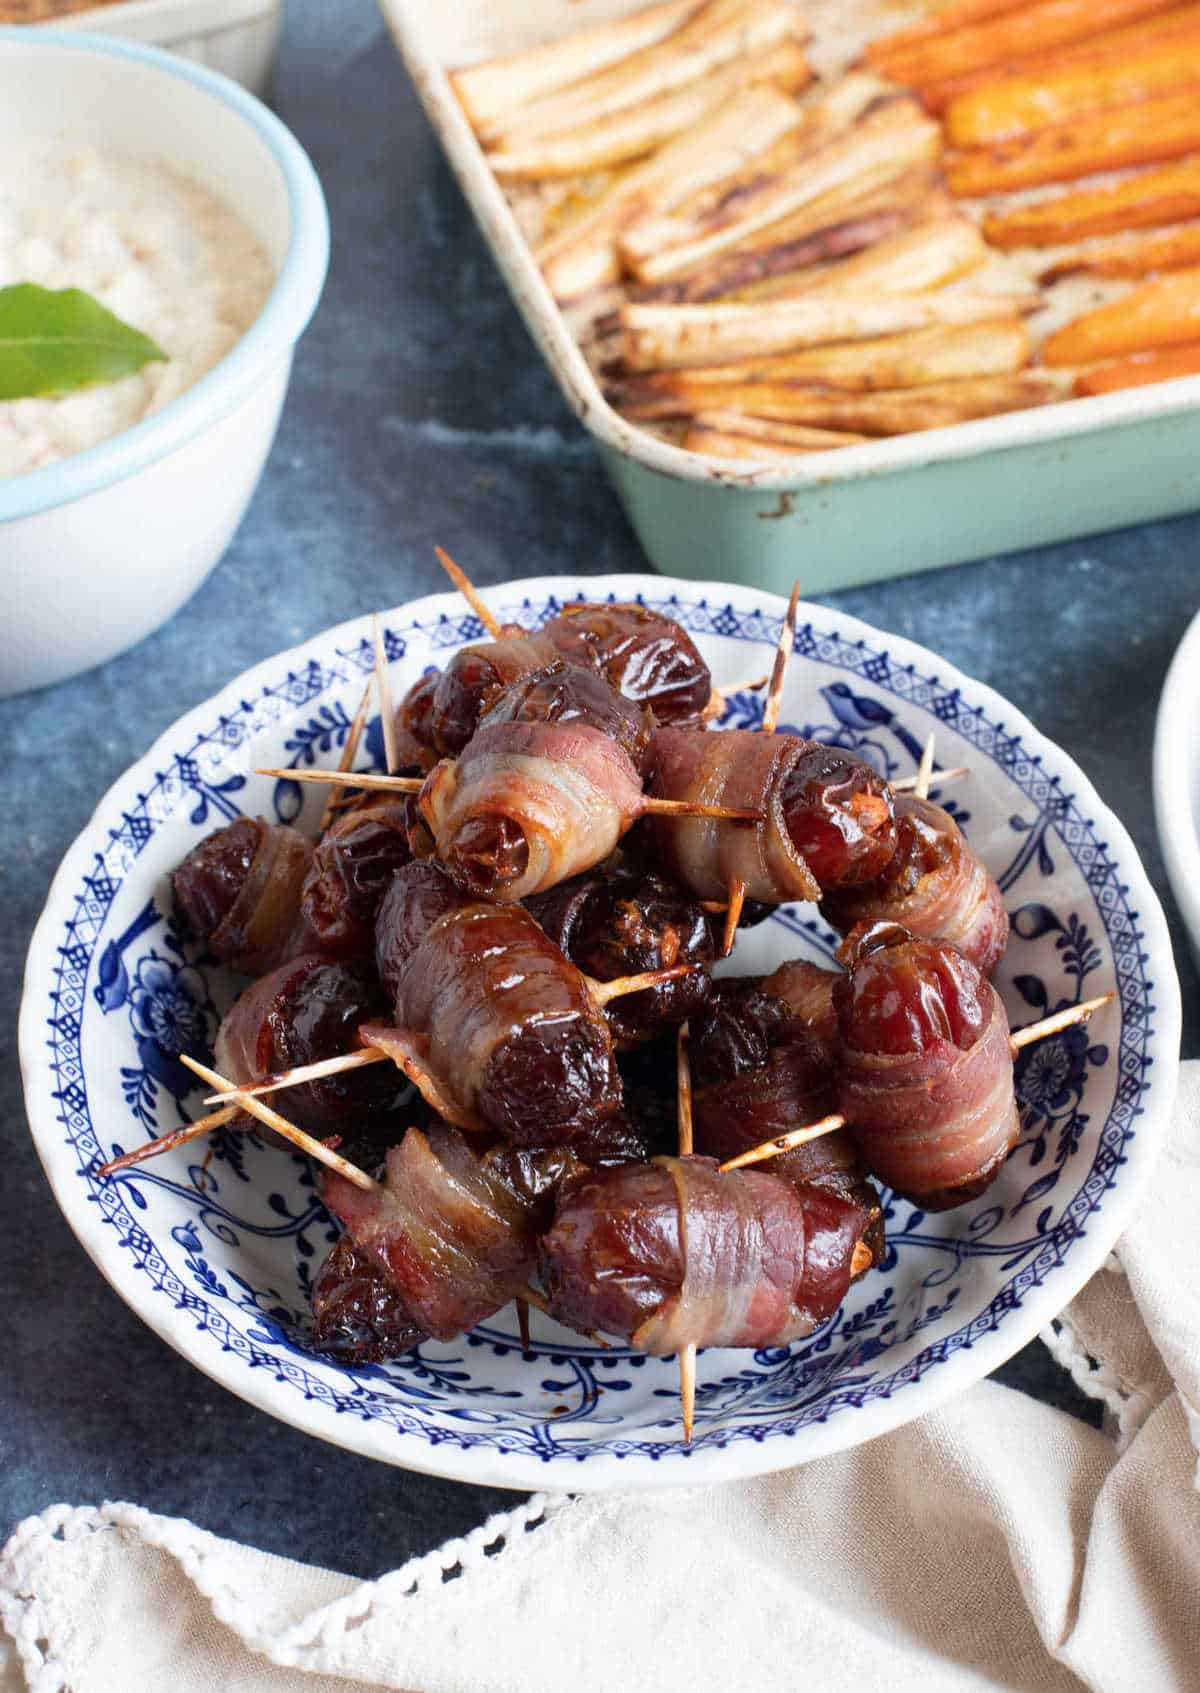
[159,595,1018,1398]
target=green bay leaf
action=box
[0,282,167,402]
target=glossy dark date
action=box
[544,602,711,725]
[299,797,419,962]
[310,1235,426,1363]
[526,861,714,1047]
[479,661,654,773]
[834,923,988,1056]
[173,817,261,944]
[778,745,897,889]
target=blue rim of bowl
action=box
[0,27,329,525]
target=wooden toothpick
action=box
[318,678,374,834]
[435,546,503,638]
[761,580,801,737]
[180,1055,378,1192]
[677,1020,696,1445]
[97,1104,239,1176]
[373,616,401,777]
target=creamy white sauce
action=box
[0,140,275,479]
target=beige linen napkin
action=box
[4,1064,1197,1693]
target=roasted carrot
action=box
[1075,342,1200,391]
[1040,224,1200,281]
[865,0,1039,66]
[1043,267,1200,363]
[914,1,1200,111]
[875,0,1184,90]
[948,89,1200,197]
[945,30,1200,145]
[983,157,1200,246]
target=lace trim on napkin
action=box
[1040,1310,1156,1455]
[0,1491,573,1690]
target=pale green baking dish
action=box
[380,0,1200,596]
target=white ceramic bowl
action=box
[41,0,282,96]
[0,29,328,698]
[20,578,1181,1491]
[1153,605,1200,973]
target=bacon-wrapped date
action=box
[526,861,715,1047]
[822,795,1009,975]
[173,794,421,976]
[173,817,313,976]
[541,601,712,726]
[639,729,896,905]
[311,1235,428,1363]
[835,923,1019,1209]
[374,862,622,1145]
[542,1156,869,1351]
[396,603,714,761]
[321,1122,544,1341]
[297,795,421,962]
[214,954,406,1134]
[759,958,841,1054]
[688,967,886,1265]
[397,630,561,760]
[419,664,652,902]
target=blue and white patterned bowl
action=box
[19,577,1180,1491]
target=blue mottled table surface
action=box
[3,0,1197,1580]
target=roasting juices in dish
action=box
[0,139,273,476]
[97,558,1113,1442]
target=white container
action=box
[0,29,329,697]
[379,0,1200,596]
[36,0,280,94]
[1153,604,1200,974]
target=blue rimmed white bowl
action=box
[19,577,1180,1491]
[0,29,329,696]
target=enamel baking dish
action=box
[378,0,1200,595]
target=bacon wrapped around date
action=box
[173,818,313,976]
[397,629,562,760]
[835,923,1020,1209]
[173,794,421,976]
[526,860,715,1048]
[688,966,884,1264]
[542,1155,870,1351]
[822,795,1009,976]
[373,862,623,1146]
[541,600,712,726]
[639,729,897,906]
[395,602,714,762]
[320,1122,547,1342]
[419,663,654,902]
[214,954,407,1135]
